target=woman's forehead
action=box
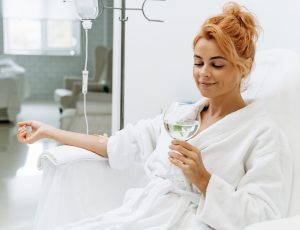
[194,38,225,58]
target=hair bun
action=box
[223,1,258,39]
[223,2,243,17]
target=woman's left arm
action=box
[168,135,293,230]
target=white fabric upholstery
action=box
[35,149,147,230]
[35,49,300,229]
[243,49,300,229]
[242,49,300,216]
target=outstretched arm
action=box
[17,121,108,157]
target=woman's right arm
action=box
[17,121,108,157]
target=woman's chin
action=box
[198,90,214,98]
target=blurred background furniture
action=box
[35,49,300,229]
[60,92,112,134]
[54,46,112,134]
[55,46,112,112]
[0,58,29,122]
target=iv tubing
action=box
[84,29,88,71]
[83,28,89,134]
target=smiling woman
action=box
[189,6,256,133]
[16,2,293,230]
[193,39,243,100]
[192,2,257,102]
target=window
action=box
[2,0,80,56]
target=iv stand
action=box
[62,0,165,129]
[120,0,126,129]
[100,0,165,129]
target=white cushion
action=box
[243,49,300,216]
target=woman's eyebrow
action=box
[194,55,226,61]
[210,56,226,60]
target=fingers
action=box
[172,139,200,153]
[169,141,200,161]
[25,132,38,144]
[17,121,42,131]
[17,121,33,127]
[168,151,193,165]
[169,156,188,170]
[17,130,26,140]
[17,124,35,144]
[18,125,26,132]
[17,129,29,143]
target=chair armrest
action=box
[245,215,300,230]
[77,91,112,102]
[87,82,109,92]
[63,76,81,90]
[38,145,107,169]
[35,145,148,229]
[71,81,109,95]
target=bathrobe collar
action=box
[188,98,266,149]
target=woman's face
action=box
[193,38,242,99]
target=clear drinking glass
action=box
[163,102,200,191]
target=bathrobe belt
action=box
[128,177,201,229]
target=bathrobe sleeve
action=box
[198,128,293,230]
[107,114,162,170]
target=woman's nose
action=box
[196,65,210,78]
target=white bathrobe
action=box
[58,99,293,230]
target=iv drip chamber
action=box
[73,0,99,20]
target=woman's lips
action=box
[200,82,216,88]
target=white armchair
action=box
[242,49,300,229]
[34,49,300,230]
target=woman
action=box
[17,2,293,230]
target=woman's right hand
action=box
[17,121,55,144]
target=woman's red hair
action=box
[193,2,260,76]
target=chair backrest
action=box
[242,49,300,216]
[94,46,113,92]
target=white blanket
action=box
[57,99,293,230]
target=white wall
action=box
[112,0,300,131]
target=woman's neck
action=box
[205,94,246,118]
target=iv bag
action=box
[73,0,98,20]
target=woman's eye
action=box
[212,64,224,69]
[194,63,204,67]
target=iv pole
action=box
[64,0,165,130]
[104,0,165,129]
[120,0,126,129]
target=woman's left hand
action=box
[169,139,211,193]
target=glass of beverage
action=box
[163,102,200,191]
